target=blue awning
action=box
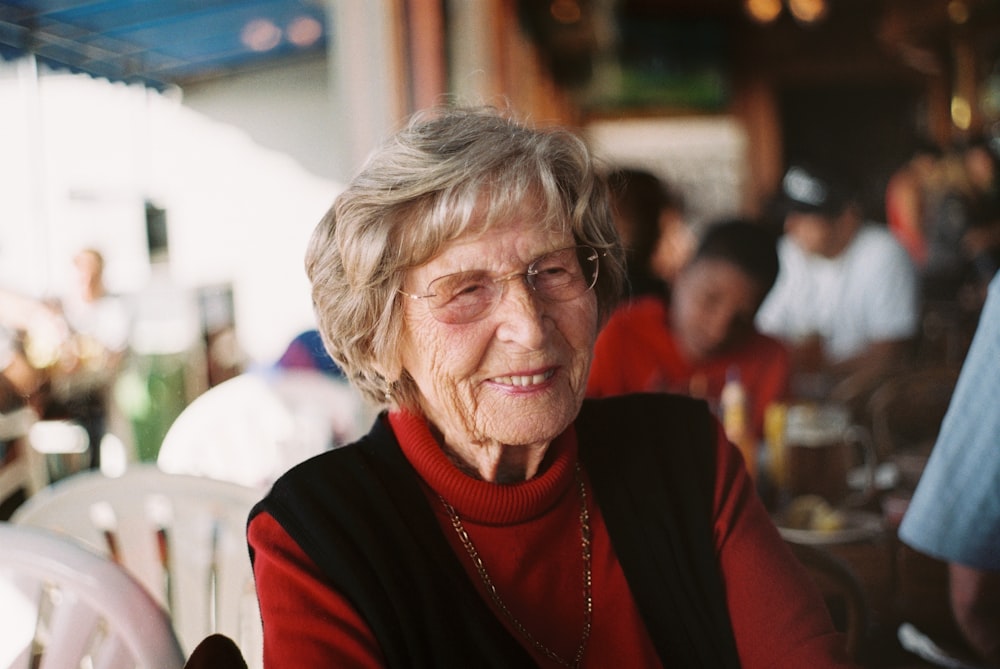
[0,0,328,89]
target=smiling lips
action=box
[490,369,555,387]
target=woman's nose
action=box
[493,278,548,347]
[702,308,733,350]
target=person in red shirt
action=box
[588,219,789,444]
[246,107,855,668]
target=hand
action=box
[791,334,827,374]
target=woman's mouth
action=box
[490,369,555,387]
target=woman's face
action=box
[397,214,600,452]
[671,259,763,363]
[785,211,837,258]
[650,209,694,284]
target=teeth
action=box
[492,371,552,386]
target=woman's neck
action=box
[436,431,550,483]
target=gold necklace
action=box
[439,464,593,669]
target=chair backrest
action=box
[157,370,374,489]
[867,366,959,460]
[10,465,263,667]
[0,522,186,669]
[786,540,870,661]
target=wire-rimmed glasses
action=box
[399,245,602,325]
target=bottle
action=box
[721,366,756,481]
[763,401,788,490]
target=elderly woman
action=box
[247,106,856,668]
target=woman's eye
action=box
[446,280,489,301]
[534,264,573,285]
[539,264,568,275]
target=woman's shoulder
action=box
[578,393,716,465]
[582,390,706,411]
[262,416,399,507]
[598,297,670,348]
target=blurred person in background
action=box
[275,328,345,379]
[922,137,1000,306]
[898,270,1000,666]
[59,248,131,366]
[606,167,693,300]
[756,163,919,403]
[44,248,131,469]
[885,139,944,268]
[0,289,67,504]
[588,218,788,447]
[0,288,67,412]
[247,106,855,668]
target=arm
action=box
[248,512,385,668]
[950,563,1000,665]
[0,289,59,332]
[711,427,858,668]
[826,337,912,402]
[886,174,928,265]
[898,275,1000,662]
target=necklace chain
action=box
[439,464,593,669]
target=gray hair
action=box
[305,105,625,410]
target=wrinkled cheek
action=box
[450,385,483,435]
[423,372,484,439]
[572,351,594,399]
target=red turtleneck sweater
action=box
[248,411,854,668]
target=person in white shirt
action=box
[756,164,919,399]
[47,248,132,468]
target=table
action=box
[780,496,963,667]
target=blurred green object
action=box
[116,352,191,462]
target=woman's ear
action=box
[374,356,404,386]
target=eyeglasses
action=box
[399,245,602,325]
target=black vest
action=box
[250,393,741,668]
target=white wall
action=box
[585,116,749,230]
[0,59,343,364]
[181,56,343,183]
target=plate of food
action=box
[775,494,885,545]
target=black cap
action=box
[780,164,852,217]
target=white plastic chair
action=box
[157,369,374,489]
[0,522,185,669]
[10,465,263,668]
[0,407,46,504]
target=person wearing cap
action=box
[755,163,919,401]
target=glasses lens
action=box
[529,246,599,301]
[422,246,600,325]
[425,271,498,324]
